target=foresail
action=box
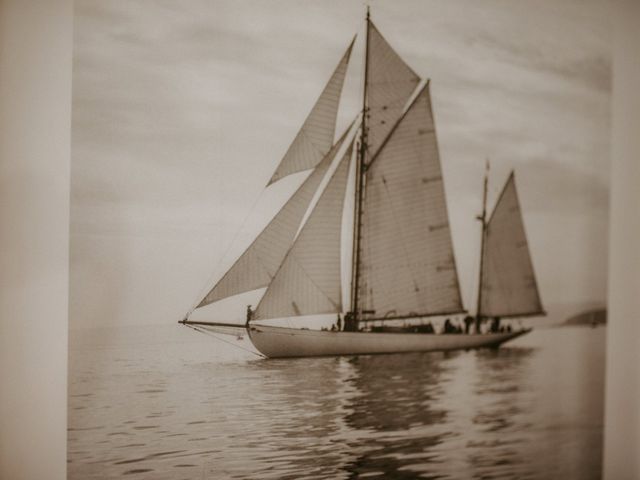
[196,126,353,309]
[480,173,543,317]
[358,83,464,320]
[267,38,355,185]
[254,141,354,320]
[367,22,420,159]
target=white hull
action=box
[248,324,530,358]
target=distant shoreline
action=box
[562,308,607,327]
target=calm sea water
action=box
[68,324,604,479]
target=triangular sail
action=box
[197,126,353,309]
[366,22,420,159]
[358,83,464,320]
[479,173,543,317]
[267,38,355,185]
[254,141,354,320]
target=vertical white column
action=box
[0,1,72,479]
[603,1,640,479]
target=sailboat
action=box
[180,10,545,358]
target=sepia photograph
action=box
[71,0,609,478]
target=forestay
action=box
[197,126,352,308]
[267,38,355,185]
[480,173,543,317]
[358,83,464,320]
[254,141,354,320]
[366,22,420,159]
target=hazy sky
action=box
[71,0,611,329]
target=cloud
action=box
[468,31,611,93]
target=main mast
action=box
[348,7,370,330]
[475,159,489,332]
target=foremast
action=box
[348,7,371,331]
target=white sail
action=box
[254,141,354,320]
[197,127,352,308]
[358,83,464,320]
[267,38,355,185]
[366,22,420,158]
[480,172,543,317]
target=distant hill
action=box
[563,308,607,326]
[522,301,605,328]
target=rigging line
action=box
[186,324,266,359]
[185,183,269,318]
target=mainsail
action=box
[479,172,543,317]
[357,83,464,320]
[366,22,420,158]
[267,38,355,185]
[197,125,353,308]
[254,141,354,320]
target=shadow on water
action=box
[233,351,459,479]
[340,352,458,480]
[343,353,451,432]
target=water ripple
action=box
[68,326,605,479]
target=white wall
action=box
[0,1,72,479]
[603,2,640,479]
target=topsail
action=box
[479,172,543,318]
[366,22,420,158]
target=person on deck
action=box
[490,316,501,333]
[246,305,253,327]
[443,318,453,334]
[464,315,474,334]
[475,316,483,334]
[344,312,357,332]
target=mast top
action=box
[366,5,370,20]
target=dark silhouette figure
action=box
[443,318,453,334]
[344,312,358,332]
[464,315,474,334]
[475,316,483,334]
[245,305,253,327]
[490,316,501,333]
